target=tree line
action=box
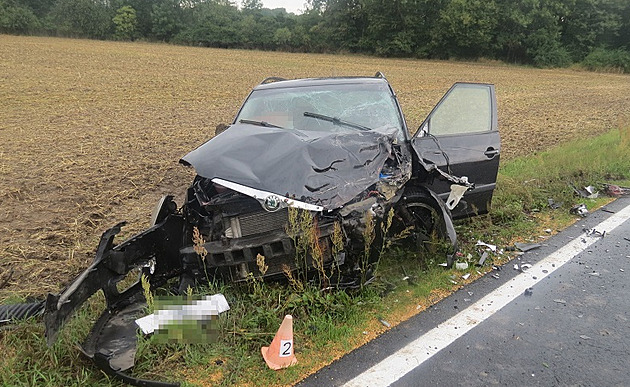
[2,0,629,71]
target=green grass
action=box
[1,126,629,386]
[493,126,629,223]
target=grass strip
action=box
[1,126,628,386]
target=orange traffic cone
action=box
[261,315,298,370]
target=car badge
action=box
[263,195,282,212]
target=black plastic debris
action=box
[514,242,542,252]
[584,228,606,238]
[547,198,563,210]
[524,288,533,296]
[0,301,45,326]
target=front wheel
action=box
[395,195,456,267]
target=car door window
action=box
[427,85,492,136]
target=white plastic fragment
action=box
[135,294,230,335]
[476,240,497,252]
[478,251,488,266]
[462,273,470,280]
[570,203,589,217]
[553,299,567,304]
[455,262,469,270]
[446,184,469,210]
[584,186,599,199]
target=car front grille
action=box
[229,208,289,238]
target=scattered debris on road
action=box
[455,262,469,270]
[514,242,542,252]
[603,184,630,197]
[570,203,589,217]
[584,228,606,238]
[547,198,563,210]
[572,184,599,199]
[476,240,497,252]
[477,251,488,266]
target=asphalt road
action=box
[299,196,630,387]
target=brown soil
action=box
[1,35,629,300]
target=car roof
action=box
[253,75,390,91]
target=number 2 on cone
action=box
[279,340,293,357]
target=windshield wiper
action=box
[303,112,371,132]
[239,119,284,129]
[239,119,307,138]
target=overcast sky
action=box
[260,0,306,14]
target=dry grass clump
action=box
[1,35,628,299]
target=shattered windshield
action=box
[235,82,404,140]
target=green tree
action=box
[561,0,623,61]
[241,0,262,11]
[151,0,182,41]
[273,26,292,49]
[494,0,571,67]
[113,5,137,40]
[0,0,41,34]
[49,0,112,39]
[178,1,242,48]
[112,0,153,38]
[431,0,498,58]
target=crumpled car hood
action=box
[180,123,399,209]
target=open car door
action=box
[411,83,500,219]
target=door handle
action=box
[484,148,499,158]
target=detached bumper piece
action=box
[44,212,184,386]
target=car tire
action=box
[396,188,456,267]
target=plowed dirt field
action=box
[1,35,629,299]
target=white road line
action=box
[343,203,630,387]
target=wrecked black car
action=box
[35,73,500,383]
